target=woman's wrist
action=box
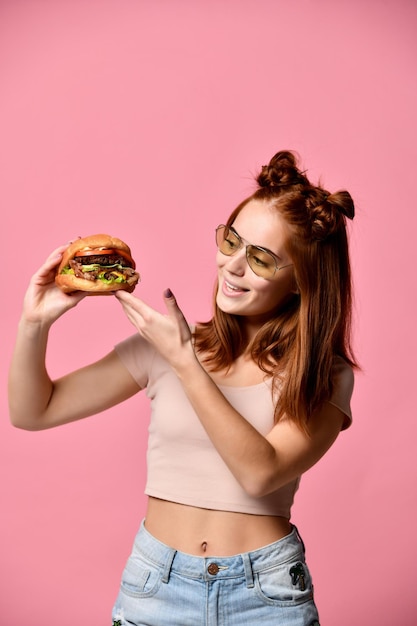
[18,314,53,339]
[172,346,205,381]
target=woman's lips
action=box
[222,278,248,297]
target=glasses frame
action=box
[215,224,293,278]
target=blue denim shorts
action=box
[112,520,320,626]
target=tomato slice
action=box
[75,248,115,256]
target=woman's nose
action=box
[224,248,247,275]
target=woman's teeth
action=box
[225,280,246,292]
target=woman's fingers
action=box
[116,289,191,351]
[163,289,191,342]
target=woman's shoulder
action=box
[328,355,355,429]
[114,332,158,388]
[332,355,355,388]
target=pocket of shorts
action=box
[255,556,315,606]
[120,555,162,598]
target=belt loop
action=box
[241,552,254,588]
[292,524,306,554]
[161,549,177,584]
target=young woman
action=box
[9,151,356,626]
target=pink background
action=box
[1,1,416,624]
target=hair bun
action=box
[306,189,355,240]
[326,191,355,220]
[257,150,309,189]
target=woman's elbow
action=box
[9,407,47,431]
[241,469,283,499]
[9,416,41,431]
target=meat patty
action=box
[73,254,131,267]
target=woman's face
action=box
[216,199,297,332]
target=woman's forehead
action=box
[232,200,290,252]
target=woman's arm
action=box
[115,289,346,497]
[9,340,141,431]
[8,246,141,431]
[170,363,344,497]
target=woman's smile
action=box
[221,277,249,297]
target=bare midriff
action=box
[145,497,292,557]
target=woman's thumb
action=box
[163,288,174,299]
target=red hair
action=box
[194,151,358,432]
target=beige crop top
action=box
[115,333,354,518]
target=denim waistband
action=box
[133,520,306,587]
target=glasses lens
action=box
[246,245,277,278]
[216,225,279,278]
[216,225,241,256]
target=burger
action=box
[55,234,140,294]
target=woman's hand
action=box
[22,244,86,327]
[115,288,195,372]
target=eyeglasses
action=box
[215,224,293,279]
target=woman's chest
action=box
[146,365,275,443]
[204,354,270,388]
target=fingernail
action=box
[164,288,173,298]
